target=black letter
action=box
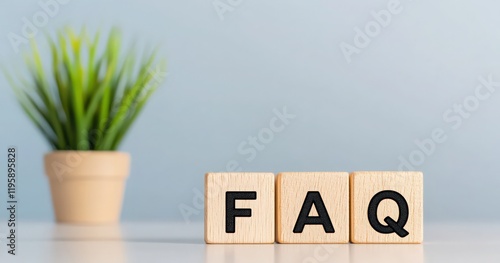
[367,190,409,237]
[293,191,335,233]
[225,191,257,233]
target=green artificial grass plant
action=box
[4,27,166,150]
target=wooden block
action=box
[350,171,423,243]
[276,172,350,243]
[205,172,275,244]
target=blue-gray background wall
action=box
[1,0,499,222]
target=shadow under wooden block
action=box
[276,172,349,243]
[276,244,350,263]
[350,244,424,263]
[205,244,275,263]
[205,172,275,244]
[350,171,423,243]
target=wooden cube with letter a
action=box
[276,172,349,243]
[350,171,423,243]
[205,172,275,244]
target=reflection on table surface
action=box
[4,223,500,263]
[206,243,423,263]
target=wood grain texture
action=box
[350,171,423,243]
[205,172,275,244]
[276,172,349,243]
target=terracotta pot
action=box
[44,151,130,224]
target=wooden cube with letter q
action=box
[276,172,349,243]
[350,171,423,243]
[205,172,275,244]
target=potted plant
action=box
[3,28,166,224]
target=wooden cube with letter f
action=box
[205,172,275,244]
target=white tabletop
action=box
[1,222,499,263]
